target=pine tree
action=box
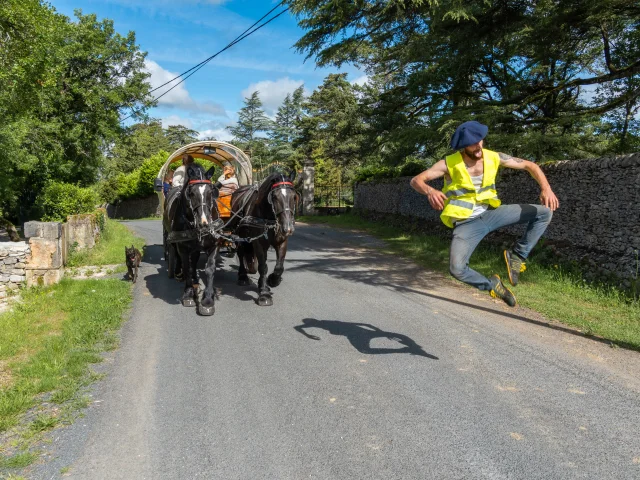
[226,91,272,158]
[269,85,305,165]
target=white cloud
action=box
[351,75,369,86]
[145,60,226,116]
[198,128,234,142]
[242,77,305,115]
[160,116,194,129]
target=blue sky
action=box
[50,0,366,140]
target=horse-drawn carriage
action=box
[155,140,298,316]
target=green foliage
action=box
[227,91,272,155]
[289,0,640,162]
[398,158,430,177]
[269,86,306,167]
[354,165,398,183]
[36,183,98,222]
[106,121,170,175]
[135,151,168,197]
[164,125,199,150]
[0,1,153,222]
[296,74,366,170]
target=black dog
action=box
[125,245,142,283]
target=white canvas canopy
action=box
[156,140,252,188]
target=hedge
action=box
[36,182,99,222]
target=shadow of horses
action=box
[143,243,258,306]
[294,318,438,359]
[143,244,181,305]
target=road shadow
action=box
[143,244,257,305]
[284,238,629,349]
[294,318,438,359]
[143,245,180,305]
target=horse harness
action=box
[168,177,297,244]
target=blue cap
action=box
[450,121,488,150]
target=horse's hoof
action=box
[182,298,196,307]
[237,277,251,286]
[257,294,273,307]
[198,304,215,316]
[267,274,281,288]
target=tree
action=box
[164,124,200,150]
[269,85,305,166]
[106,120,171,175]
[0,2,153,221]
[296,74,366,172]
[289,0,640,161]
[227,91,272,157]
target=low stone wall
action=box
[24,221,65,288]
[0,242,30,308]
[67,213,101,250]
[354,153,640,290]
[107,195,161,219]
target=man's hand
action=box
[410,160,448,210]
[427,189,448,211]
[539,188,559,211]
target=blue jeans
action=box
[450,204,553,290]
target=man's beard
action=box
[463,146,483,159]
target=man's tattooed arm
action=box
[498,152,525,165]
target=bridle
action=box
[183,178,219,230]
[267,179,298,217]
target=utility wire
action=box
[148,0,287,95]
[121,3,290,123]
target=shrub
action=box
[398,158,429,177]
[136,151,168,197]
[36,182,99,222]
[354,165,398,183]
[116,171,140,199]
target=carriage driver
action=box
[171,154,195,189]
[410,121,559,307]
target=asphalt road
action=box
[32,220,640,479]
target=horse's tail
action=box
[241,242,258,274]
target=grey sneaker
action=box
[489,274,517,307]
[504,249,526,286]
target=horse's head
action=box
[183,164,219,229]
[267,173,299,237]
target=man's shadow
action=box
[294,318,438,359]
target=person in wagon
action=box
[162,169,174,197]
[215,163,239,195]
[171,154,194,189]
[410,121,559,308]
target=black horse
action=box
[163,164,222,315]
[229,172,298,306]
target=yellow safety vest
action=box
[440,149,501,228]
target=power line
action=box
[148,0,287,96]
[121,3,290,123]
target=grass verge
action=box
[299,214,640,350]
[0,278,131,470]
[67,218,145,267]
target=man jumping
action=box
[410,121,559,307]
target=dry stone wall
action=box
[0,242,30,308]
[354,153,640,289]
[107,194,161,219]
